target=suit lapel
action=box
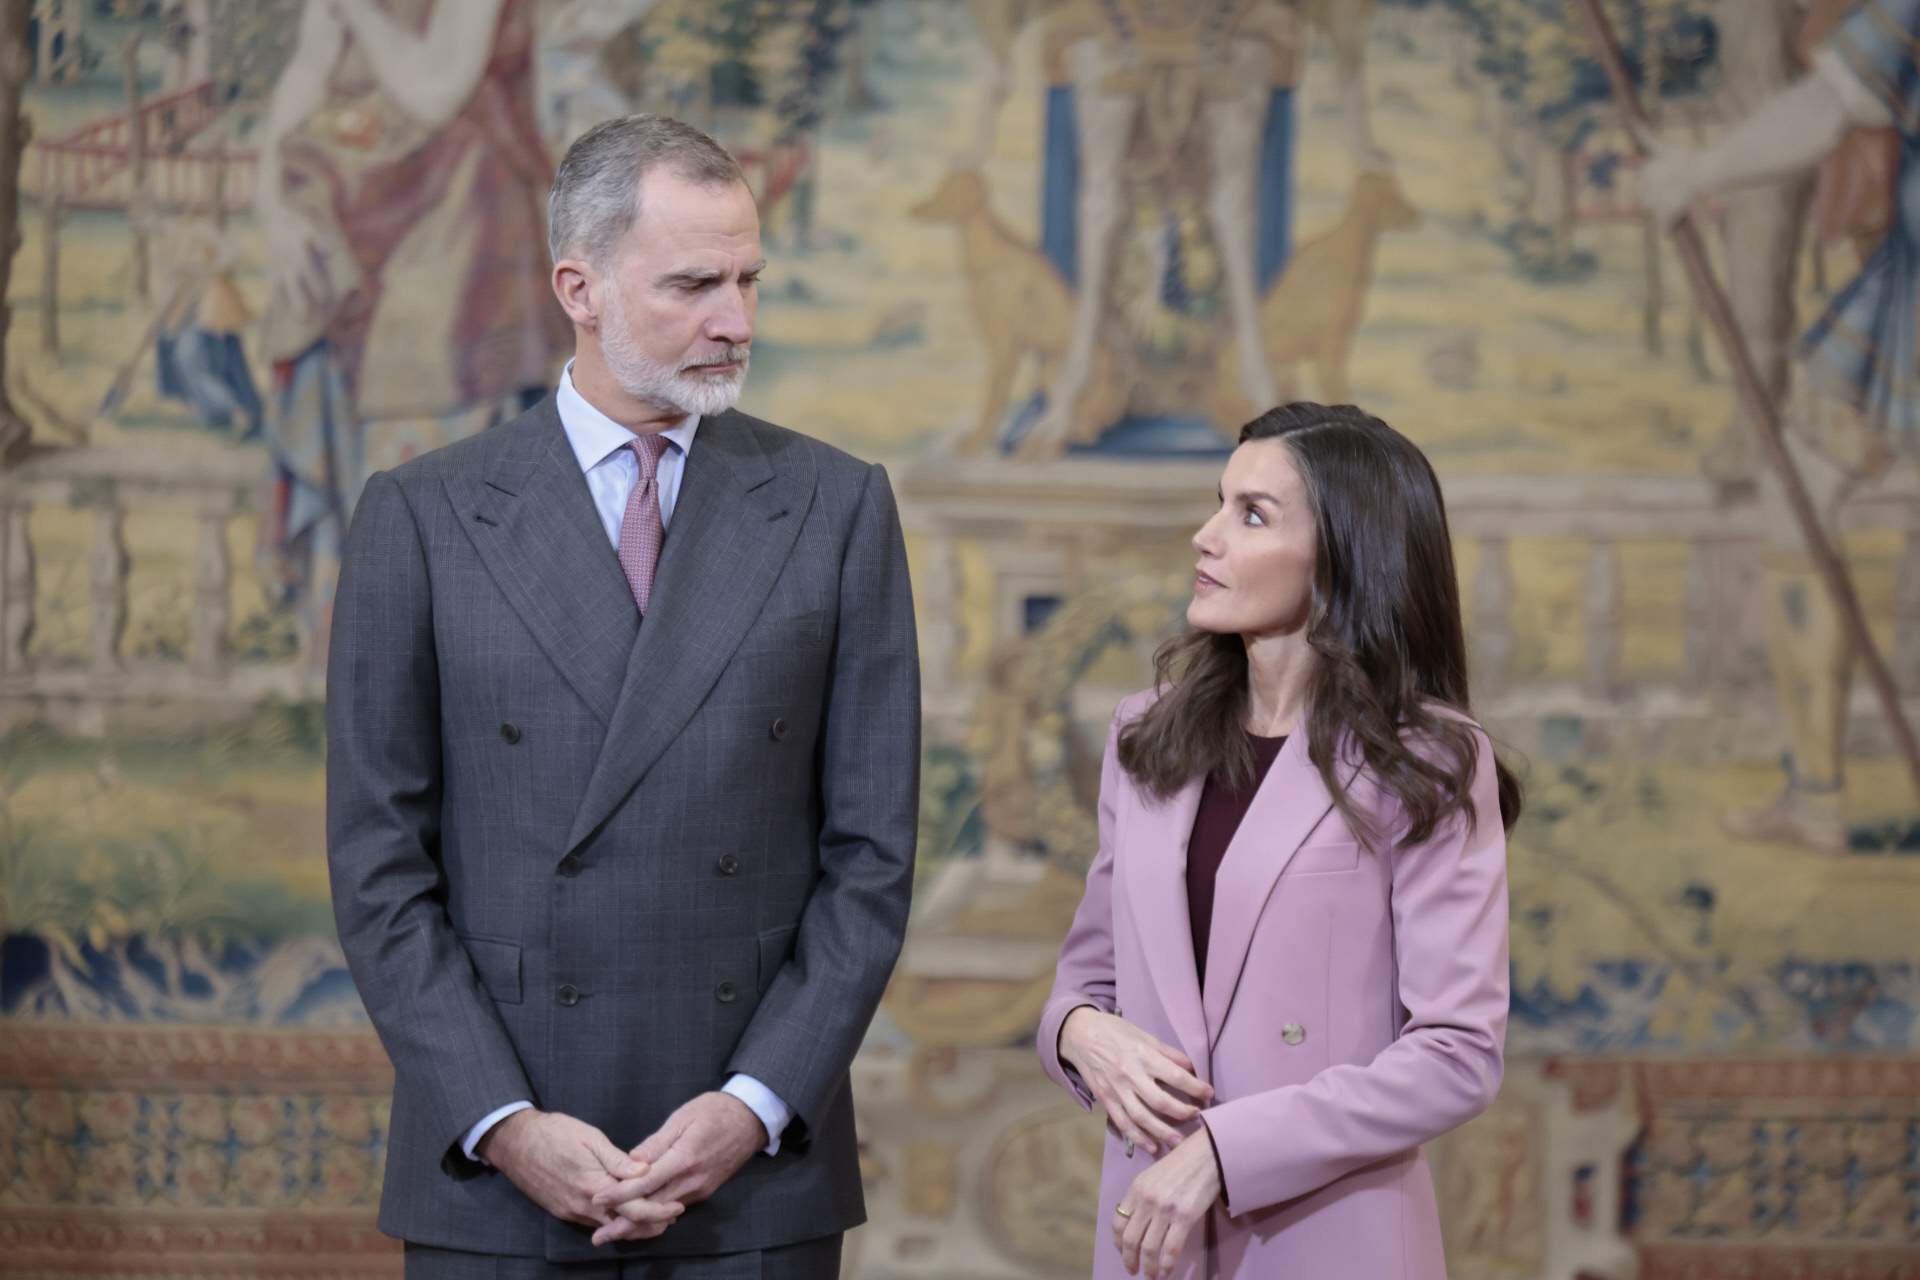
[1121,777,1211,1074]
[1201,732,1350,1048]
[564,410,814,853]
[448,398,637,726]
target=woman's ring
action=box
[1114,1206,1133,1219]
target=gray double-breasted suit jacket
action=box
[325,396,919,1265]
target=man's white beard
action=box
[600,288,749,418]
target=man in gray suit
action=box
[326,114,919,1278]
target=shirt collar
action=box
[556,360,701,472]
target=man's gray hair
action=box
[547,114,746,266]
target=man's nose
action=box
[708,291,753,346]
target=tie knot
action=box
[628,433,671,478]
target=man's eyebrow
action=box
[657,267,725,287]
[656,261,769,287]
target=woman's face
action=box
[1188,440,1319,639]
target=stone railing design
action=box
[0,447,319,734]
[898,457,1920,760]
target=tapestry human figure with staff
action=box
[1642,0,1920,854]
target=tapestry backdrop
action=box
[1,1,1916,1276]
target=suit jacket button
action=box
[558,854,583,877]
[557,984,580,1007]
[770,717,788,741]
[717,854,740,876]
[500,723,522,744]
[716,981,737,1003]
[1282,1022,1306,1046]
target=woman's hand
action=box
[1113,1125,1222,1278]
[1635,132,1711,231]
[263,201,348,321]
[1058,1006,1212,1156]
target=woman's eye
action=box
[1243,508,1266,527]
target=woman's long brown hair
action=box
[1116,403,1522,847]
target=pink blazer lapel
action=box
[1119,775,1211,1074]
[1200,732,1349,1050]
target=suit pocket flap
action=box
[756,925,799,994]
[460,934,524,1005]
[742,609,828,653]
[1289,841,1361,875]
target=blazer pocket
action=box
[459,934,524,1005]
[741,609,828,653]
[756,925,799,994]
[1288,840,1361,875]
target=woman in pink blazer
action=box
[1037,402,1520,1279]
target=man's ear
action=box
[552,257,598,327]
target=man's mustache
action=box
[682,345,750,371]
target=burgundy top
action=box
[1187,734,1288,985]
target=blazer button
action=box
[769,717,788,741]
[716,981,737,1003]
[558,854,583,877]
[717,854,741,876]
[1281,1022,1306,1046]
[557,984,581,1007]
[500,723,522,745]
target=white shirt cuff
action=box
[462,1100,534,1164]
[721,1074,792,1155]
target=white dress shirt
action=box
[461,365,794,1163]
[557,361,699,540]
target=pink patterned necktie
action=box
[617,434,672,614]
